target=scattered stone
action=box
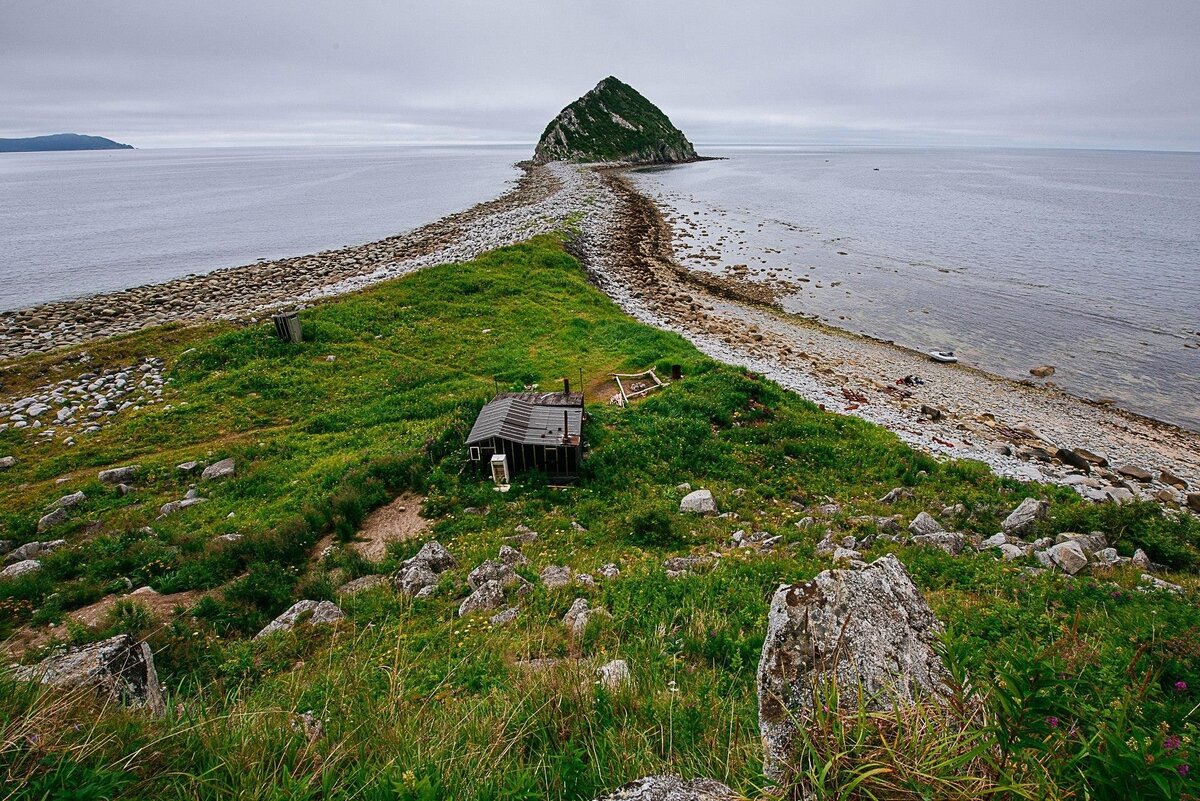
[907,512,943,536]
[98,465,139,484]
[1187,493,1200,513]
[940,503,967,519]
[406,540,457,573]
[1054,531,1107,555]
[468,559,529,592]
[675,482,692,493]
[832,546,862,563]
[176,461,201,474]
[394,540,457,597]
[1072,448,1109,467]
[1055,448,1092,472]
[256,600,344,638]
[541,564,574,589]
[37,507,68,533]
[1104,487,1135,504]
[12,634,165,715]
[215,532,243,543]
[1092,548,1122,567]
[0,456,14,470]
[1029,365,1056,378]
[679,489,718,515]
[591,776,736,801]
[53,490,87,509]
[201,458,235,481]
[290,710,324,742]
[458,579,505,617]
[663,555,709,578]
[911,532,967,555]
[599,563,620,579]
[1159,469,1187,489]
[1116,465,1153,482]
[1046,541,1088,575]
[757,555,951,781]
[597,659,631,690]
[4,539,66,563]
[489,606,520,626]
[509,524,539,543]
[498,544,527,566]
[0,559,41,580]
[337,575,388,595]
[563,597,606,637]
[998,543,1025,561]
[1139,574,1184,594]
[1001,498,1048,534]
[1132,549,1152,569]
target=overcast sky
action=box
[4,0,1198,150]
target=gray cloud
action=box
[3,0,1198,149]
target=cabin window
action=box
[469,446,481,461]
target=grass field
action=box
[1,236,1197,800]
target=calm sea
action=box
[0,144,526,310]
[630,147,1200,430]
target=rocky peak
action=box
[534,76,698,165]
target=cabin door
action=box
[544,446,558,474]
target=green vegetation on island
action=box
[0,134,133,153]
[534,77,698,165]
[0,237,1197,799]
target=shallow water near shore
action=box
[630,146,1200,431]
[0,144,526,310]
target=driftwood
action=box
[612,369,668,405]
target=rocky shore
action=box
[2,158,1198,510]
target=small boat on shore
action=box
[929,350,959,363]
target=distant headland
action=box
[0,133,134,153]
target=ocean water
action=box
[630,147,1200,430]
[0,144,526,310]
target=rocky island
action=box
[534,76,698,164]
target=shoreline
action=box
[2,159,1198,507]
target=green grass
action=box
[1,236,1197,800]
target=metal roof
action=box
[466,396,583,446]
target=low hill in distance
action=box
[534,76,698,165]
[0,133,134,153]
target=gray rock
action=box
[468,559,530,592]
[597,658,632,690]
[458,579,505,617]
[832,546,862,563]
[757,554,951,781]
[663,555,709,577]
[498,544,527,566]
[1187,493,1200,513]
[599,563,620,579]
[176,461,201,473]
[1160,469,1188,489]
[592,776,737,801]
[405,540,457,573]
[1140,574,1184,594]
[911,532,967,555]
[980,533,1008,549]
[0,456,15,470]
[1092,548,1121,567]
[489,606,521,626]
[1132,549,1152,569]
[1104,486,1136,504]
[37,507,68,533]
[1072,448,1108,467]
[540,564,574,589]
[395,563,439,596]
[1054,532,1107,555]
[12,634,164,715]
[679,489,717,515]
[255,600,344,638]
[508,524,539,543]
[0,559,41,580]
[563,597,607,637]
[998,543,1025,561]
[201,458,236,481]
[940,503,967,519]
[337,575,388,595]
[53,490,87,509]
[1047,541,1088,575]
[5,539,66,564]
[98,465,139,484]
[907,512,943,536]
[215,532,243,543]
[1001,498,1048,534]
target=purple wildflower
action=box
[1165,736,1182,751]
[1178,764,1189,778]
[1175,681,1188,693]
[1046,716,1059,728]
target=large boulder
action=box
[1001,498,1048,534]
[757,555,951,781]
[907,512,943,536]
[13,634,165,715]
[0,559,42,580]
[679,489,718,515]
[394,540,457,597]
[4,539,66,564]
[1046,541,1088,575]
[458,579,505,617]
[591,776,736,801]
[255,600,344,639]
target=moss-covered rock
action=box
[534,76,698,165]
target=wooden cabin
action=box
[466,384,584,483]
